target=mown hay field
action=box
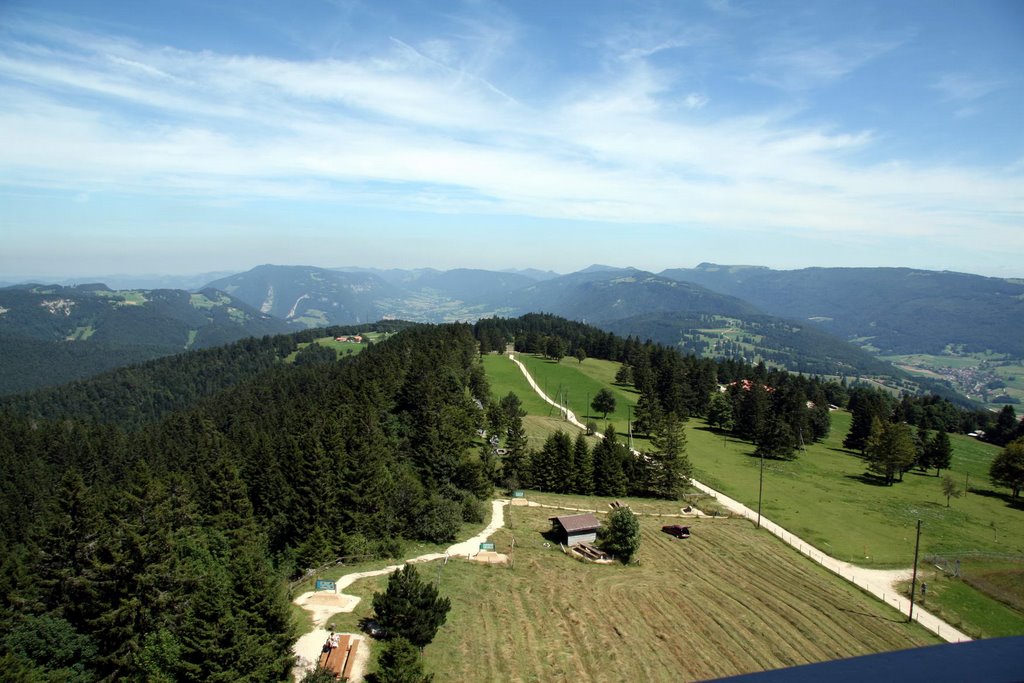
[423,506,936,682]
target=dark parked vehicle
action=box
[661,524,690,538]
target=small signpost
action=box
[479,542,496,551]
[512,490,524,498]
[315,579,336,591]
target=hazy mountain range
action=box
[3,262,1022,396]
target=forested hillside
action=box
[0,284,289,394]
[0,322,493,681]
[662,264,1024,356]
[602,311,898,377]
[0,322,409,427]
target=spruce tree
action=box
[648,413,692,499]
[592,425,627,497]
[573,432,594,495]
[374,636,433,683]
[372,564,451,649]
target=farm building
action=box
[550,513,601,546]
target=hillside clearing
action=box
[424,506,936,682]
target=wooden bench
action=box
[317,634,351,676]
[341,639,360,680]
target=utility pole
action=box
[757,450,765,530]
[908,519,922,622]
[627,404,633,450]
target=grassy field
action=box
[515,354,638,432]
[285,332,393,363]
[479,352,1024,637]
[423,506,936,682]
[686,412,1024,566]
[896,556,1024,639]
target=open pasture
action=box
[480,353,1024,637]
[424,506,936,682]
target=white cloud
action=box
[932,72,1005,102]
[0,19,1021,261]
[683,93,709,109]
[750,35,906,91]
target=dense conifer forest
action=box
[0,322,487,680]
[0,313,1008,680]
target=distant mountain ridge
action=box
[7,261,1023,397]
[0,283,288,394]
[660,263,1024,356]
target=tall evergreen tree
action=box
[592,425,627,497]
[374,636,433,683]
[925,429,953,477]
[372,564,451,649]
[31,469,100,631]
[572,432,594,495]
[647,413,692,499]
[755,414,797,461]
[501,409,530,489]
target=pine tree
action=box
[647,413,692,499]
[632,386,663,437]
[88,465,184,677]
[32,469,100,630]
[592,425,627,497]
[736,382,769,442]
[572,432,594,495]
[502,411,530,490]
[755,414,796,461]
[374,636,433,683]
[177,545,240,683]
[372,564,451,649]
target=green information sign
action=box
[512,490,524,498]
[479,542,496,551]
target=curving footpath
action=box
[508,353,971,644]
[291,500,508,681]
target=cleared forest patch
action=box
[423,506,936,682]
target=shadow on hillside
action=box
[971,487,1024,511]
[844,472,891,487]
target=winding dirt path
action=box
[508,353,971,643]
[291,500,508,681]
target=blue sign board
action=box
[479,542,496,551]
[512,490,524,498]
[315,579,336,591]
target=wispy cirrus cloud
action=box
[749,34,906,91]
[0,17,1020,261]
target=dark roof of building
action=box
[551,513,601,534]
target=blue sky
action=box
[1,0,1021,280]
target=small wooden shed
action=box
[550,513,601,546]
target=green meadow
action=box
[480,352,1024,636]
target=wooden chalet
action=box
[550,513,601,546]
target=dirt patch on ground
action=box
[471,551,509,565]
